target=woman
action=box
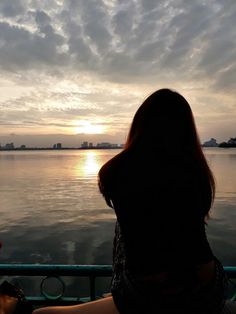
[33,89,227,314]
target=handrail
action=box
[0,264,112,306]
[0,264,112,276]
[223,266,236,278]
[1,264,236,305]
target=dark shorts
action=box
[111,257,227,314]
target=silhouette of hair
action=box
[126,89,201,153]
[99,88,215,217]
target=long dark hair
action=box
[99,88,215,216]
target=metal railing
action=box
[0,264,112,306]
[0,264,236,306]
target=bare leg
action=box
[33,296,120,314]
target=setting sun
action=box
[74,120,105,134]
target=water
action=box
[0,149,116,265]
[203,148,236,265]
[0,148,236,296]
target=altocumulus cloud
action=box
[0,0,236,146]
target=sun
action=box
[74,120,105,134]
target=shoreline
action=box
[0,147,123,151]
[1,146,236,152]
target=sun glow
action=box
[74,151,101,177]
[74,120,105,134]
[83,151,100,176]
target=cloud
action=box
[0,0,26,17]
[0,0,236,145]
[213,63,236,91]
[0,0,235,86]
[0,20,67,71]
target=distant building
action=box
[96,142,112,148]
[53,143,62,149]
[5,143,14,150]
[96,142,119,148]
[20,145,26,149]
[202,138,218,147]
[81,141,89,148]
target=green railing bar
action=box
[0,264,236,276]
[223,266,236,278]
[0,264,112,276]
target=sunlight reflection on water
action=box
[79,151,101,177]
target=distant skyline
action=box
[1,134,235,149]
[0,0,236,147]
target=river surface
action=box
[0,148,236,297]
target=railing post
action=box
[89,275,96,301]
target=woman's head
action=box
[99,88,215,216]
[126,88,200,154]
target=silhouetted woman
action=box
[33,89,227,314]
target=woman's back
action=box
[106,151,213,275]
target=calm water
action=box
[0,148,236,296]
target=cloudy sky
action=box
[0,0,235,147]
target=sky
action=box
[0,0,236,147]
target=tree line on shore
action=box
[203,137,236,148]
